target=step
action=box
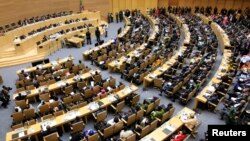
[0,53,47,68]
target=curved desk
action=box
[7,85,138,141]
[141,107,195,141]
[194,14,233,110]
[143,14,190,87]
[82,16,131,60]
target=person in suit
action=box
[41,125,57,137]
[95,27,101,43]
[15,93,27,101]
[86,29,91,45]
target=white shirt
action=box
[14,37,21,44]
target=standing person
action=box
[119,11,123,22]
[115,12,119,23]
[95,27,101,43]
[86,29,91,45]
[104,25,108,37]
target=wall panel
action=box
[225,0,235,9]
[119,0,126,10]
[0,0,110,26]
[110,0,158,14]
[158,0,168,8]
[166,0,247,11]
[132,0,138,10]
[242,0,250,9]
[126,0,132,10]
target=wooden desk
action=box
[16,57,74,74]
[82,39,114,60]
[143,46,187,87]
[83,16,131,60]
[0,11,100,49]
[13,69,101,100]
[141,107,195,141]
[108,44,145,72]
[169,13,190,45]
[117,17,131,38]
[67,37,84,48]
[6,85,138,141]
[146,15,159,42]
[194,50,232,109]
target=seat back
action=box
[65,85,73,95]
[63,96,73,105]
[11,123,23,130]
[168,107,175,118]
[146,103,154,114]
[39,93,50,102]
[43,132,59,141]
[127,113,136,126]
[12,112,24,123]
[15,100,27,109]
[114,120,124,134]
[24,108,36,119]
[131,94,140,106]
[77,81,87,89]
[125,133,136,141]
[154,79,163,89]
[150,120,158,131]
[109,78,116,87]
[39,104,50,115]
[50,101,59,110]
[54,110,64,116]
[103,125,114,139]
[140,125,150,138]
[72,93,81,103]
[41,114,53,121]
[96,110,107,123]
[154,98,160,107]
[136,109,144,121]
[116,101,125,113]
[88,133,99,141]
[71,121,85,133]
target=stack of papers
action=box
[64,111,80,120]
[41,120,57,131]
[88,102,99,111]
[51,61,58,66]
[108,95,117,102]
[57,81,66,87]
[73,75,81,81]
[164,123,176,131]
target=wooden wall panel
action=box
[110,0,158,14]
[207,0,217,8]
[225,0,235,9]
[201,0,209,8]
[84,0,109,20]
[0,0,110,26]
[169,0,179,6]
[119,0,126,10]
[166,0,247,11]
[233,0,243,10]
[132,0,138,10]
[242,0,250,9]
[0,0,79,25]
[137,0,145,12]
[217,0,226,11]
[158,0,168,8]
[126,0,132,10]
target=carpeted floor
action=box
[0,21,225,141]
